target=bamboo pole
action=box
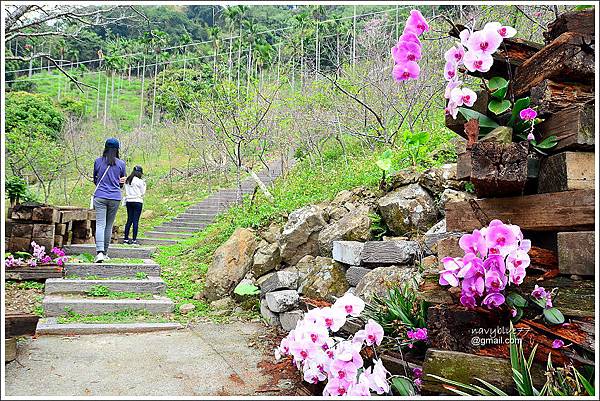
[103,70,109,126]
[138,55,146,128]
[352,5,357,69]
[151,54,159,127]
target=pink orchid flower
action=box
[520,107,537,121]
[444,80,463,99]
[485,220,517,254]
[364,319,384,346]
[304,362,327,384]
[460,291,477,309]
[444,44,465,65]
[362,359,390,395]
[392,40,422,63]
[462,274,485,297]
[466,28,503,55]
[459,28,471,46]
[319,307,347,332]
[290,338,320,364]
[483,254,506,276]
[330,357,359,382]
[405,9,429,36]
[508,265,527,286]
[445,101,459,119]
[399,31,422,47]
[444,60,458,81]
[485,269,508,292]
[482,292,505,309]
[459,229,488,257]
[527,132,535,141]
[393,61,420,81]
[531,285,547,300]
[457,253,485,279]
[348,374,371,396]
[463,50,494,72]
[552,339,565,349]
[484,22,517,39]
[439,256,463,287]
[450,86,477,107]
[323,376,354,396]
[333,293,365,317]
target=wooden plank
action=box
[5,312,40,337]
[530,80,594,115]
[536,104,595,151]
[544,8,595,43]
[446,189,594,232]
[7,236,32,253]
[521,275,594,318]
[5,266,63,280]
[5,338,17,363]
[422,349,544,395]
[32,223,55,239]
[10,222,33,238]
[55,223,67,235]
[470,141,528,198]
[538,152,595,193]
[455,151,472,181]
[11,204,34,220]
[54,234,64,248]
[558,231,594,276]
[513,32,594,96]
[32,206,59,223]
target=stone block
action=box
[10,222,34,238]
[346,266,370,287]
[265,290,299,313]
[260,299,280,326]
[280,310,304,331]
[332,241,364,265]
[360,240,420,266]
[32,223,55,239]
[32,206,59,223]
[260,271,300,295]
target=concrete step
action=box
[119,237,178,246]
[172,217,215,224]
[64,244,156,259]
[63,261,160,278]
[45,277,167,295]
[36,317,182,335]
[43,295,175,316]
[159,221,207,229]
[145,231,192,239]
[178,212,219,218]
[152,226,199,233]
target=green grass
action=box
[64,274,147,281]
[85,284,154,299]
[6,280,45,290]
[57,309,170,324]
[69,257,145,264]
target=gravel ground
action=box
[5,281,44,314]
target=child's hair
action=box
[125,165,143,185]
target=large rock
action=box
[297,255,349,302]
[251,242,281,278]
[259,270,300,295]
[377,184,438,236]
[260,299,280,326]
[265,290,300,313]
[418,164,464,194]
[346,266,371,287]
[204,228,258,301]
[438,189,476,215]
[280,310,304,331]
[361,240,420,265]
[318,205,373,257]
[388,168,420,190]
[279,206,327,266]
[355,266,421,301]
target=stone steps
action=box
[172,217,215,225]
[144,231,193,239]
[64,244,156,259]
[45,277,167,295]
[36,317,182,335]
[119,237,178,246]
[151,226,199,233]
[42,295,175,316]
[63,261,160,278]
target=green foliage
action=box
[57,309,169,324]
[233,282,260,296]
[152,67,214,119]
[58,96,86,117]
[6,92,64,140]
[488,98,511,115]
[363,283,427,336]
[87,285,110,297]
[5,175,28,205]
[488,76,509,99]
[375,149,393,172]
[10,79,37,93]
[135,271,149,280]
[391,377,418,396]
[368,213,389,240]
[542,308,565,325]
[458,108,499,134]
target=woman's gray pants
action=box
[93,197,121,253]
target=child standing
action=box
[123,165,146,245]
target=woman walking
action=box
[123,165,146,245]
[92,138,126,263]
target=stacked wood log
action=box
[423,10,595,395]
[6,204,97,252]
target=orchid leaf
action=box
[458,107,499,129]
[488,99,511,115]
[574,5,593,10]
[391,377,417,396]
[508,97,530,127]
[543,307,565,325]
[534,136,558,149]
[488,76,509,99]
[574,368,595,396]
[531,296,547,309]
[511,308,524,323]
[506,292,528,308]
[474,378,509,396]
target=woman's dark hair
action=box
[102,147,120,166]
[125,165,143,185]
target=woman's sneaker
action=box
[94,252,106,263]
[131,240,140,246]
[123,239,131,244]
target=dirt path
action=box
[5,321,292,397]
